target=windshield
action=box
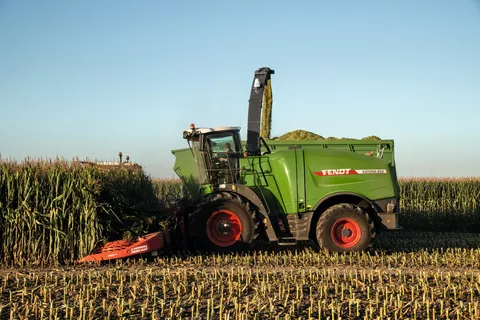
[204,131,241,184]
[207,133,238,152]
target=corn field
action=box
[0,159,161,266]
[398,178,480,231]
[2,161,480,319]
[1,158,479,267]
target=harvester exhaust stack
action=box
[246,67,275,156]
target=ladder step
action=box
[277,238,297,246]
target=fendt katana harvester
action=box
[79,67,401,263]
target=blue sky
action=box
[1,0,479,178]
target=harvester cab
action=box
[182,125,243,185]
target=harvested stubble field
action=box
[2,161,480,319]
[1,233,480,320]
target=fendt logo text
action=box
[314,169,387,176]
[317,169,352,176]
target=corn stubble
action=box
[1,243,480,320]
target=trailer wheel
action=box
[316,204,375,252]
[188,192,258,251]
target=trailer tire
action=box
[316,203,375,252]
[188,192,258,252]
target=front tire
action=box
[316,204,375,252]
[189,192,258,252]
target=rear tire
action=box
[188,192,258,252]
[316,204,375,252]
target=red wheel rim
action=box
[330,218,362,248]
[206,210,243,247]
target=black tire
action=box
[188,192,258,252]
[316,204,375,252]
